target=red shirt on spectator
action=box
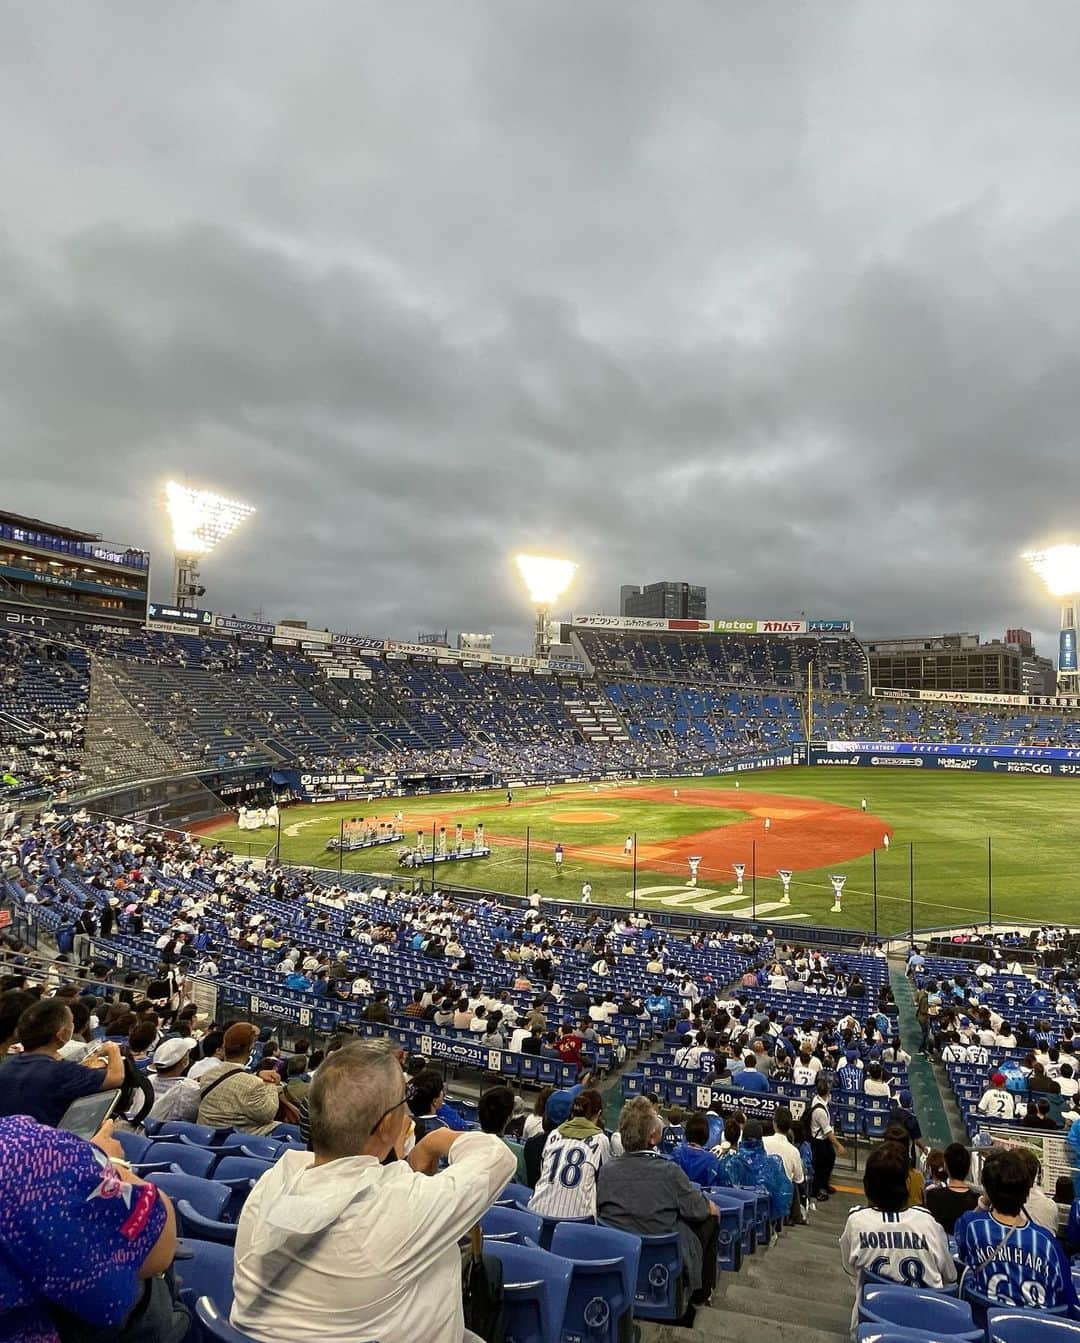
[555,1031,583,1069]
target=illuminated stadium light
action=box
[166,482,255,557]
[515,554,577,657]
[1024,545,1080,598]
[165,481,255,609]
[1023,545,1080,693]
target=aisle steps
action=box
[638,1187,858,1343]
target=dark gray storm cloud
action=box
[3,0,1080,653]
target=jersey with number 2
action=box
[528,1128,611,1218]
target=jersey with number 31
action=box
[528,1127,611,1219]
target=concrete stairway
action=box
[638,1189,858,1343]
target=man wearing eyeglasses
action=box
[231,1040,516,1343]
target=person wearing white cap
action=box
[146,1036,201,1123]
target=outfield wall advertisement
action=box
[572,615,853,634]
[813,741,1080,776]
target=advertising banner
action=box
[147,602,213,627]
[1061,629,1078,673]
[873,686,1080,709]
[572,615,673,631]
[808,619,853,633]
[713,619,756,633]
[756,619,807,634]
[331,632,386,650]
[214,615,274,636]
[825,741,1080,762]
[702,750,796,776]
[812,746,1080,777]
[275,624,331,644]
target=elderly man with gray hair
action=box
[597,1097,720,1314]
[231,1039,516,1343]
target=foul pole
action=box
[806,659,814,754]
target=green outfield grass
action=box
[204,768,1080,934]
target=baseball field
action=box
[198,767,1079,935]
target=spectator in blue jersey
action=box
[837,1048,865,1093]
[672,1112,723,1186]
[645,988,671,1021]
[955,1147,1076,1311]
[731,1052,771,1093]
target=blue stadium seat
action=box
[521,1206,594,1251]
[856,1327,965,1342]
[550,1222,640,1343]
[481,1204,544,1246]
[270,1124,304,1143]
[860,1286,981,1340]
[115,1130,152,1164]
[987,1309,1080,1341]
[153,1121,232,1146]
[484,1241,572,1343]
[134,1143,216,1179]
[624,1230,688,1323]
[963,1287,1069,1331]
[212,1156,274,1186]
[174,1238,235,1315]
[175,1202,239,1246]
[211,1136,284,1162]
[212,1156,274,1219]
[147,1171,230,1223]
[497,1181,536,1207]
[703,1190,746,1271]
[195,1297,264,1343]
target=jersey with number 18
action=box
[528,1126,612,1219]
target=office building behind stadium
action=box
[866,631,1055,696]
[619,580,707,620]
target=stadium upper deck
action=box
[3,598,1080,803]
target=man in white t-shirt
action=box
[232,1042,515,1343]
[977,1073,1016,1120]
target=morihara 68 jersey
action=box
[528,1126,611,1219]
[839,1206,956,1290]
[954,1210,1075,1310]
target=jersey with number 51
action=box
[528,1125,612,1219]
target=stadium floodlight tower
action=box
[515,554,577,658]
[165,481,255,609]
[1023,545,1080,694]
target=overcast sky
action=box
[3,2,1079,654]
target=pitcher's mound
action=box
[550,809,620,824]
